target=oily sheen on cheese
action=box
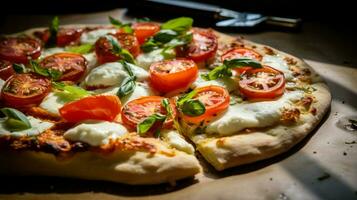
[39,92,69,115]
[262,55,293,80]
[0,116,53,137]
[136,49,168,70]
[205,91,304,136]
[64,121,128,146]
[83,62,149,88]
[161,130,195,154]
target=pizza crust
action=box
[0,137,201,185]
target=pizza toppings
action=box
[35,28,83,47]
[1,73,51,108]
[121,96,176,133]
[180,85,230,124]
[149,59,198,93]
[39,53,87,82]
[133,22,160,44]
[177,28,218,63]
[0,60,16,80]
[0,37,41,64]
[221,48,262,74]
[238,66,285,99]
[59,95,121,123]
[0,107,31,131]
[95,33,139,64]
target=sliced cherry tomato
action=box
[221,48,262,74]
[149,59,198,93]
[34,28,83,47]
[121,96,176,130]
[95,32,140,64]
[182,85,230,124]
[1,73,51,108]
[133,22,160,44]
[59,95,121,123]
[238,66,285,99]
[178,28,218,63]
[40,53,87,82]
[0,37,41,64]
[0,60,15,80]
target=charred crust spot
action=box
[102,134,157,154]
[216,138,225,146]
[311,107,317,115]
[264,47,275,55]
[284,57,297,65]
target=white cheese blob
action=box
[191,69,238,92]
[161,130,194,154]
[80,28,117,44]
[136,49,173,70]
[0,79,5,90]
[206,91,304,136]
[83,52,98,71]
[83,62,149,88]
[0,116,53,137]
[93,82,157,104]
[41,47,65,58]
[64,121,128,146]
[262,55,293,80]
[39,92,69,116]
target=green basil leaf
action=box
[135,17,151,22]
[30,60,62,80]
[161,17,193,33]
[153,30,178,43]
[223,58,262,69]
[162,98,173,117]
[109,16,133,34]
[201,65,228,81]
[0,108,31,131]
[52,82,90,101]
[160,46,176,59]
[177,90,197,107]
[12,63,26,73]
[141,39,160,53]
[66,44,93,54]
[46,16,59,47]
[137,113,166,136]
[166,32,193,46]
[109,16,123,26]
[106,35,136,64]
[181,99,206,117]
[117,76,136,98]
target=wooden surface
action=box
[0,8,356,200]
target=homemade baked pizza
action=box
[0,16,331,184]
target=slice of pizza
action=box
[0,15,331,185]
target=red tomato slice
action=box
[133,22,160,44]
[59,95,121,123]
[95,32,140,64]
[239,66,285,99]
[221,48,262,74]
[178,28,218,63]
[0,37,41,64]
[182,85,230,124]
[0,60,15,81]
[40,53,87,82]
[149,59,198,93]
[34,28,84,47]
[1,73,51,108]
[121,96,176,130]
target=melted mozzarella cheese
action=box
[206,91,304,136]
[39,92,68,116]
[41,47,65,58]
[83,62,149,88]
[64,121,128,146]
[83,52,98,71]
[262,55,293,80]
[161,130,194,154]
[80,28,117,44]
[136,49,174,70]
[0,79,5,90]
[191,69,238,92]
[0,116,53,137]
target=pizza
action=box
[0,16,331,184]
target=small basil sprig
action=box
[0,108,31,131]
[177,90,205,117]
[66,44,93,54]
[12,63,26,73]
[109,16,133,34]
[201,58,262,81]
[161,17,193,33]
[30,60,62,80]
[137,113,166,136]
[105,35,136,64]
[52,82,90,101]
[117,61,136,98]
[46,16,59,47]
